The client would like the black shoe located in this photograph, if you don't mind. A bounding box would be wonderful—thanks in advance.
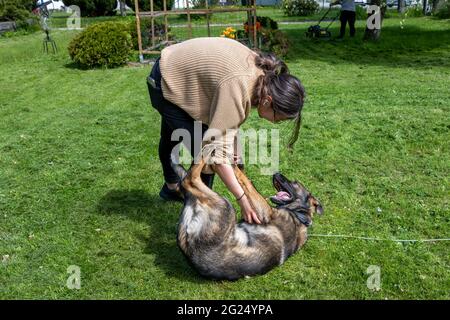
[159,184,184,202]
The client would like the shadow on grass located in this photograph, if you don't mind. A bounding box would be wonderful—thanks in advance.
[97,189,207,283]
[64,62,92,70]
[284,24,450,68]
[64,62,131,70]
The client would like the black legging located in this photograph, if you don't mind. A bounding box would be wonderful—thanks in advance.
[147,58,215,188]
[339,10,356,37]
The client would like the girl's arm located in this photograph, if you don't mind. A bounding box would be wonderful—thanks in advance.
[214,164,262,224]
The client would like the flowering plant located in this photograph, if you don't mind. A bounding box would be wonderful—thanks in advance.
[221,27,237,39]
[243,21,261,34]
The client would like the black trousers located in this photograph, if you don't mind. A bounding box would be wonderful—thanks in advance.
[147,58,215,188]
[339,10,356,37]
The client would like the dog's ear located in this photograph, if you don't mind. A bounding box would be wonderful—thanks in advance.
[316,203,324,215]
[312,197,324,215]
[294,211,312,227]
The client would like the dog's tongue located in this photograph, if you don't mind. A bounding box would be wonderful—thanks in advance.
[274,191,290,201]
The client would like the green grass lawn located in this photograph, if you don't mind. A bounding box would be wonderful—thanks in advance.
[0,17,449,299]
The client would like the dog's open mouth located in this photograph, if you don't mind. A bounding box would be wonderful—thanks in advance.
[272,190,291,202]
[270,173,293,204]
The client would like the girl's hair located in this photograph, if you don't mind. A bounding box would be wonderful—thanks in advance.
[252,51,306,150]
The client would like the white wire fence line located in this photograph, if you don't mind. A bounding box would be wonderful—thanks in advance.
[309,234,450,243]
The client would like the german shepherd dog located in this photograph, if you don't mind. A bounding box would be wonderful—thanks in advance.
[172,159,323,280]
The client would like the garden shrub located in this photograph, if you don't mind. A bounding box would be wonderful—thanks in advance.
[405,5,424,17]
[240,15,287,57]
[243,15,278,34]
[68,21,133,68]
[256,16,278,30]
[282,0,319,16]
[62,0,116,17]
[0,0,39,33]
[0,3,32,22]
[260,29,290,58]
[355,4,367,20]
[0,0,33,21]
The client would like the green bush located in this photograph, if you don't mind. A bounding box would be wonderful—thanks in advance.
[260,29,290,58]
[435,0,450,18]
[68,22,133,68]
[256,16,278,30]
[405,5,424,17]
[355,4,366,20]
[282,0,319,16]
[0,0,39,33]
[0,0,36,21]
[0,4,31,22]
[243,16,278,34]
[62,0,116,17]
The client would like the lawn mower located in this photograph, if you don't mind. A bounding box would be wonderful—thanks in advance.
[305,5,341,40]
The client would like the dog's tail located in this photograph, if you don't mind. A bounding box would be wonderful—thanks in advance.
[170,153,187,181]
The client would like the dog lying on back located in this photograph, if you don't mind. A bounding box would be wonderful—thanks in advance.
[172,159,323,280]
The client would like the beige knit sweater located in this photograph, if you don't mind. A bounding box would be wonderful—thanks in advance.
[160,37,264,167]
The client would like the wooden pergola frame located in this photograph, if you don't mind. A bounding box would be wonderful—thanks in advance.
[134,0,258,62]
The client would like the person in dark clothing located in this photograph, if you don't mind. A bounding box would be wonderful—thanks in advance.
[333,0,356,38]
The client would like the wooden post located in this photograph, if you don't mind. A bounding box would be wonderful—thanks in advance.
[252,0,257,49]
[186,0,192,39]
[164,0,168,42]
[151,0,155,49]
[134,0,144,62]
[205,0,211,37]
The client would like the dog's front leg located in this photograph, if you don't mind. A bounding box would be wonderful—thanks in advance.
[233,165,273,224]
[182,158,217,202]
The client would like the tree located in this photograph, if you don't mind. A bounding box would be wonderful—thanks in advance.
[397,0,405,13]
[119,1,126,16]
[0,0,35,22]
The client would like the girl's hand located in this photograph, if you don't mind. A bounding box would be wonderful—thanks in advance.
[238,195,262,224]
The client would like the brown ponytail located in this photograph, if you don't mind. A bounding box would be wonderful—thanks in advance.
[252,51,306,150]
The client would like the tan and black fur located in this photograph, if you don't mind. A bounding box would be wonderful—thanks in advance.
[173,159,323,281]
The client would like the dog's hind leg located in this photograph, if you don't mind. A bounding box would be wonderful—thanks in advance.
[178,157,236,249]
[233,165,273,223]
